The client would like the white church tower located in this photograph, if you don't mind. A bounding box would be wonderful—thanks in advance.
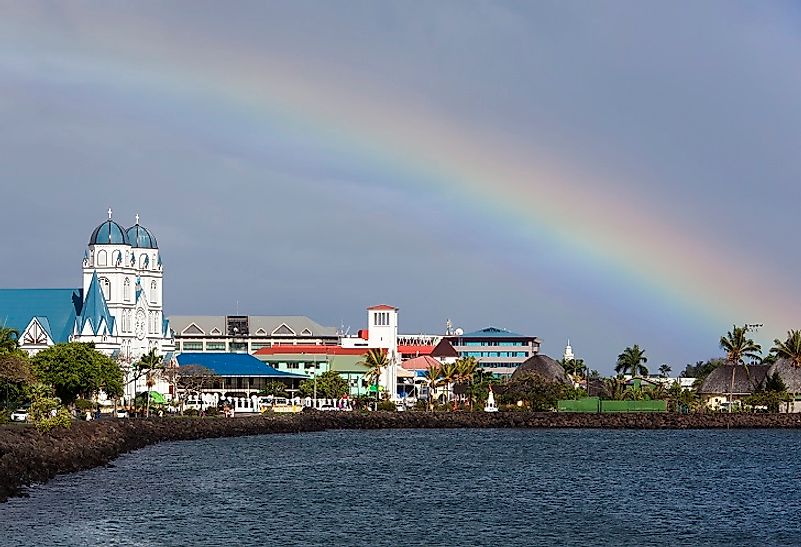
[79,210,173,361]
[367,304,399,400]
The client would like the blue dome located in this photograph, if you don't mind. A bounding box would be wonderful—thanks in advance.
[89,220,130,246]
[126,224,158,249]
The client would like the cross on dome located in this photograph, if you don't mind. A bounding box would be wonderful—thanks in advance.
[135,213,140,225]
[107,208,113,219]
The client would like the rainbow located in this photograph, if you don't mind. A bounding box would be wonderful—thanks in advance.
[2,9,797,341]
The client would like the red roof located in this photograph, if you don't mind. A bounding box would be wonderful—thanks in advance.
[367,304,397,310]
[402,355,441,370]
[398,345,434,356]
[254,345,377,357]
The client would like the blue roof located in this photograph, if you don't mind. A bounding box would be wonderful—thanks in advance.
[89,220,129,246]
[79,271,115,335]
[126,224,158,249]
[460,326,527,338]
[0,288,83,343]
[176,353,307,378]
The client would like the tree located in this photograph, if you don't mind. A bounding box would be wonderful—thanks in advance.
[615,345,649,378]
[423,363,441,411]
[136,349,163,417]
[603,376,627,400]
[259,381,288,398]
[500,372,567,411]
[770,330,801,367]
[720,325,762,365]
[658,364,672,378]
[175,365,217,409]
[454,357,478,408]
[561,358,587,385]
[358,348,388,403]
[31,342,123,405]
[720,325,762,410]
[440,362,458,408]
[298,370,348,399]
[0,351,34,408]
[0,327,20,355]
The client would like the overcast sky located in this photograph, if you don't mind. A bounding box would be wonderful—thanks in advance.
[2,1,800,374]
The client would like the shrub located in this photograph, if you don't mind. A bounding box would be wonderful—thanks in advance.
[29,396,72,432]
[74,399,95,412]
[377,400,396,412]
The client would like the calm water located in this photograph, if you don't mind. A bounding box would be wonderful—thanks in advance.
[2,428,801,546]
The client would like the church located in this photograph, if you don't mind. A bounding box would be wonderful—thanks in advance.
[0,210,175,364]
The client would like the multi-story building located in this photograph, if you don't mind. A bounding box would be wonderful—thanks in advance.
[445,326,540,376]
[171,315,338,353]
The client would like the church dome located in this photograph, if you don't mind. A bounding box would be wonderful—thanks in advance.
[126,223,158,249]
[89,219,130,246]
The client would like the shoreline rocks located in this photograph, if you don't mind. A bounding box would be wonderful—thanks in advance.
[2,411,801,503]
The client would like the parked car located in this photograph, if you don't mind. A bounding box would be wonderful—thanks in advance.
[115,409,128,419]
[10,408,29,422]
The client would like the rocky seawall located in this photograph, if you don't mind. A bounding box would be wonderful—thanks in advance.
[3,411,801,503]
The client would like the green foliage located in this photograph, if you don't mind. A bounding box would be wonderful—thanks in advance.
[29,395,72,432]
[720,325,762,365]
[744,371,791,412]
[500,373,568,411]
[615,345,648,377]
[770,330,801,367]
[377,399,396,412]
[298,370,348,399]
[680,359,724,381]
[31,343,123,404]
[602,377,627,400]
[258,381,289,398]
[0,327,20,355]
[358,348,388,400]
[74,398,95,411]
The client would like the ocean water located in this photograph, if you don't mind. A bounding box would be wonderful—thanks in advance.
[2,428,800,546]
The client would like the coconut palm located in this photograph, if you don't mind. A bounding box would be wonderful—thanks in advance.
[561,358,587,386]
[603,376,627,400]
[137,349,163,417]
[658,364,672,378]
[615,345,649,378]
[770,330,801,367]
[455,357,478,408]
[422,363,441,411]
[440,362,458,408]
[358,348,388,403]
[720,325,762,411]
[0,328,20,355]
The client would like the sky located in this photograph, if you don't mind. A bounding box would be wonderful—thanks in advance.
[1,1,800,374]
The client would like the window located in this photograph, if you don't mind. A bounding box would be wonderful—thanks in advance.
[99,277,111,301]
[206,342,226,351]
[287,363,300,369]
[97,250,107,267]
[124,278,131,302]
[183,342,203,351]
[150,280,157,304]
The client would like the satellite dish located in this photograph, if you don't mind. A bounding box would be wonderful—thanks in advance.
[454,328,464,336]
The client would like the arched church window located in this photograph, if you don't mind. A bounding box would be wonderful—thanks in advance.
[99,277,111,301]
[150,280,157,304]
[97,250,107,267]
[139,254,147,269]
[113,250,122,266]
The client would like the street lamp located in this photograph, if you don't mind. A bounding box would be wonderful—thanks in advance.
[309,363,317,409]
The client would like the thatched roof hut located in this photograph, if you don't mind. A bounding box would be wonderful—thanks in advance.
[766,359,801,393]
[510,354,571,385]
[696,364,769,396]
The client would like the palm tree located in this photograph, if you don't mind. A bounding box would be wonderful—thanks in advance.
[137,349,163,417]
[423,363,441,411]
[0,328,20,355]
[658,364,672,378]
[358,348,388,405]
[440,362,458,408]
[455,357,478,408]
[561,358,587,386]
[720,325,762,411]
[770,330,801,367]
[603,376,627,400]
[615,345,648,378]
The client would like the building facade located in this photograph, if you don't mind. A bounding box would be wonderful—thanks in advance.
[445,326,540,376]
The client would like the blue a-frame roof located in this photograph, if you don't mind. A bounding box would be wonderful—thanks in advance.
[0,288,83,343]
[176,352,307,378]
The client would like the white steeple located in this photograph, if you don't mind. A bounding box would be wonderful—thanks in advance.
[563,339,575,361]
